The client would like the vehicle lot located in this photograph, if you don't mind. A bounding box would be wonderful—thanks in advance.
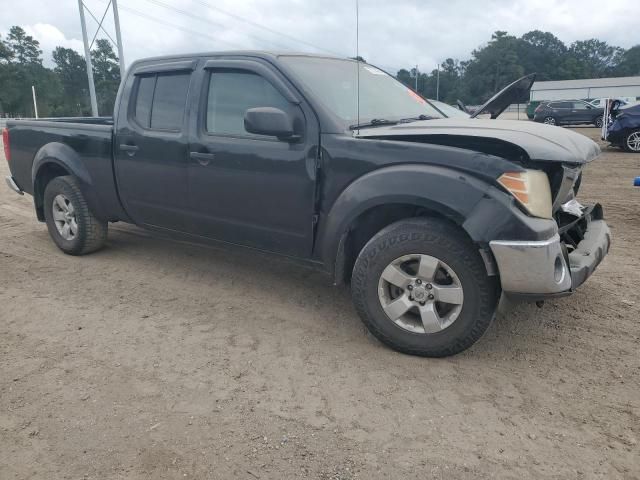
[1,128,638,479]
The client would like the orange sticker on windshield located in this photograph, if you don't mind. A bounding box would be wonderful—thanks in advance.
[407,89,427,104]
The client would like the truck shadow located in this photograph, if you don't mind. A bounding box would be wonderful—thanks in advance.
[98,222,569,360]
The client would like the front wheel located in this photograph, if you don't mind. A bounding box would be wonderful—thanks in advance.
[594,115,604,128]
[624,130,640,152]
[43,175,108,255]
[351,218,499,357]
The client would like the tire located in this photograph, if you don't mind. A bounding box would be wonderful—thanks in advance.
[543,116,556,126]
[623,129,640,153]
[43,175,107,255]
[594,115,603,128]
[351,217,499,357]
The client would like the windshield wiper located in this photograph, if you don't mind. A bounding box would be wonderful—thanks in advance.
[397,114,435,123]
[349,118,398,130]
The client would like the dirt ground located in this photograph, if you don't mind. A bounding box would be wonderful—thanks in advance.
[1,127,638,480]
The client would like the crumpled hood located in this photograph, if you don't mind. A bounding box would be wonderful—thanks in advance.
[357,118,601,164]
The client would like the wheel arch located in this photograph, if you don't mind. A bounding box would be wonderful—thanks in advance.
[317,164,499,285]
[31,143,99,221]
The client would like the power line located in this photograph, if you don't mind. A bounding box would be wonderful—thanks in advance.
[138,0,296,52]
[190,0,346,57]
[98,0,246,50]
[94,0,402,75]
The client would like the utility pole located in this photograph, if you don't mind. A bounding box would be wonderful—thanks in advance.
[415,64,418,91]
[112,0,126,77]
[436,63,440,101]
[78,0,99,117]
[31,86,39,119]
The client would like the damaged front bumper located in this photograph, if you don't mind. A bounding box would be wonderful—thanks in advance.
[489,203,611,301]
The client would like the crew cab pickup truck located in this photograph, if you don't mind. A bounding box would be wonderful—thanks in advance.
[3,52,611,357]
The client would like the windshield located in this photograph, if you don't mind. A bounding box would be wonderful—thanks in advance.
[280,56,444,126]
[429,99,470,118]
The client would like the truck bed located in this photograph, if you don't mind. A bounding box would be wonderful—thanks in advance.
[6,117,125,222]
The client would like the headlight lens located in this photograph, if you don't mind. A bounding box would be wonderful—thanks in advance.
[498,169,552,219]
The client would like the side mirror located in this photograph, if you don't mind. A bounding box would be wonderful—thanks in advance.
[244,107,299,141]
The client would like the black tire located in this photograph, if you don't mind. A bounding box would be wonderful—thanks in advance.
[43,175,107,255]
[351,218,499,357]
[623,129,640,153]
[594,115,603,128]
[543,116,557,126]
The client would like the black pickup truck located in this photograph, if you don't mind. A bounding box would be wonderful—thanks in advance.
[3,52,611,357]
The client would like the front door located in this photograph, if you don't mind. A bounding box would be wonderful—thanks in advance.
[114,64,193,231]
[186,60,319,258]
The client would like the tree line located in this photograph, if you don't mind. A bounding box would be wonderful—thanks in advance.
[2,25,640,117]
[0,26,120,117]
[397,30,640,104]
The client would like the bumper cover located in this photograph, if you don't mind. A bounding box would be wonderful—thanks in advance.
[5,175,23,195]
[489,204,611,300]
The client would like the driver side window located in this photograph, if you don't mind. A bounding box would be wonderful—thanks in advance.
[206,71,290,137]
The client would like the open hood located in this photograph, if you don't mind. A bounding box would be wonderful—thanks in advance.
[356,118,601,165]
[470,73,536,119]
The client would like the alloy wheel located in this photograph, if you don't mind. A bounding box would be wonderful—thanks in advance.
[52,194,78,240]
[377,254,464,334]
[627,131,640,152]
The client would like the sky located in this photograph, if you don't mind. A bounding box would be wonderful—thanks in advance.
[0,0,637,73]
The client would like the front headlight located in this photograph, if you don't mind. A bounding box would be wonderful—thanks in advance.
[497,169,552,219]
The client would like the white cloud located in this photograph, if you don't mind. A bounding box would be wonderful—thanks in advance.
[0,0,637,71]
[22,23,84,66]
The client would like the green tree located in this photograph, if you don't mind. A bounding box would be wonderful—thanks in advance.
[5,26,42,64]
[461,31,524,103]
[91,39,121,115]
[615,45,640,76]
[566,39,624,78]
[53,46,90,115]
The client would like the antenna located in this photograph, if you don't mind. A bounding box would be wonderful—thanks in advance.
[355,0,360,134]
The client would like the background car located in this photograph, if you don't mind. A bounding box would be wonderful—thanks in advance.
[606,103,640,152]
[534,100,604,127]
[526,100,542,119]
[590,97,638,108]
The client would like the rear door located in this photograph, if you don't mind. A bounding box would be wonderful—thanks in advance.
[114,60,194,231]
[570,101,594,123]
[186,58,320,257]
[551,101,572,123]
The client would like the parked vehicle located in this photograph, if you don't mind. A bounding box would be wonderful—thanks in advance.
[590,97,638,108]
[526,100,542,119]
[3,52,611,357]
[606,103,640,152]
[533,100,604,127]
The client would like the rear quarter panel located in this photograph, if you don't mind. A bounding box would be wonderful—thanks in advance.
[6,120,129,221]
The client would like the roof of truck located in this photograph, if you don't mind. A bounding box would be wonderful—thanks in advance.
[131,51,350,65]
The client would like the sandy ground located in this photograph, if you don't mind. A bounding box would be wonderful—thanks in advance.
[0,128,638,480]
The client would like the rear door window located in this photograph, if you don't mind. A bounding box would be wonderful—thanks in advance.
[132,71,191,131]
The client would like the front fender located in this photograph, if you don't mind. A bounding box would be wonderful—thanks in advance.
[317,164,494,269]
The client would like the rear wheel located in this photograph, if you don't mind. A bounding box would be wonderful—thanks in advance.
[594,115,604,128]
[624,130,640,152]
[43,175,107,255]
[543,116,556,126]
[351,218,499,357]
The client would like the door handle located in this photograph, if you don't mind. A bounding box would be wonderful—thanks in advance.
[190,151,215,166]
[119,144,139,156]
